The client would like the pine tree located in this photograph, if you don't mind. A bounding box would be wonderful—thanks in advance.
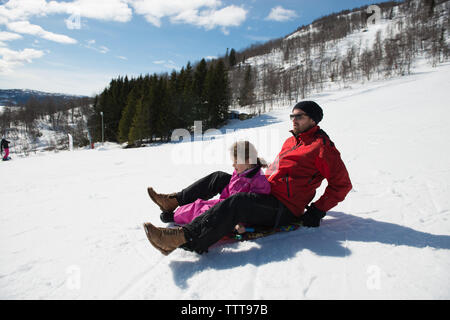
[129,91,151,147]
[229,48,237,67]
[150,76,165,140]
[182,62,195,126]
[168,70,184,130]
[203,62,215,128]
[156,76,173,141]
[118,86,140,144]
[193,58,208,121]
[216,59,230,125]
[204,60,230,128]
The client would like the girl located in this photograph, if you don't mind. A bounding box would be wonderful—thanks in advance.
[162,141,270,232]
[1,138,11,161]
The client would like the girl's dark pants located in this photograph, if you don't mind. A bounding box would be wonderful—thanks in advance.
[175,171,297,254]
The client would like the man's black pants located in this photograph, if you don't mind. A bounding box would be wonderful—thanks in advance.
[175,171,297,254]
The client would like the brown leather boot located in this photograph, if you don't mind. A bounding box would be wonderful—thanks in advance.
[147,187,179,212]
[143,222,186,255]
[143,223,172,256]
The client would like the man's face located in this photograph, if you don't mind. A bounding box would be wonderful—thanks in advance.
[291,109,316,134]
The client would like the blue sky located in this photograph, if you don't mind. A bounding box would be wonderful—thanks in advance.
[0,0,393,96]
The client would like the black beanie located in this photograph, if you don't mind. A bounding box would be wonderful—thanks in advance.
[292,101,323,124]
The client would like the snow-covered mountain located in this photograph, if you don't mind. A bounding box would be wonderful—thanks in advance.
[0,59,449,299]
[0,89,87,106]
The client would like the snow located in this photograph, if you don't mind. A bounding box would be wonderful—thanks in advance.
[239,13,404,113]
[1,62,450,299]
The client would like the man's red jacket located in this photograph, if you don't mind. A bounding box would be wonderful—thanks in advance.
[265,125,352,217]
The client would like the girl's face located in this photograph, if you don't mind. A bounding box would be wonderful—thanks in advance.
[232,158,252,174]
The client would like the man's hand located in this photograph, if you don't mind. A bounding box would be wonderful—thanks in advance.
[235,223,246,234]
[300,204,326,228]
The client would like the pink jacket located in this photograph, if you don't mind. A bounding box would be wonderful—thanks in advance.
[173,167,271,225]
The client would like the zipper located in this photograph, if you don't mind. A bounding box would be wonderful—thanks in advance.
[269,140,303,177]
[285,174,291,198]
[308,172,319,185]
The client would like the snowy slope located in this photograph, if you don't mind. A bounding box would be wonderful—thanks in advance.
[238,0,449,115]
[0,61,449,299]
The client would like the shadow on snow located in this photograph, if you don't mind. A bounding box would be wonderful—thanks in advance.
[169,211,450,289]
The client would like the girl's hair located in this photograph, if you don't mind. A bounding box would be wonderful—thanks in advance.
[230,141,268,168]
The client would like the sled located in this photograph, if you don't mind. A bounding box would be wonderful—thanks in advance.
[218,221,304,245]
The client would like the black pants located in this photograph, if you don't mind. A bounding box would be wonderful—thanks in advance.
[176,171,297,254]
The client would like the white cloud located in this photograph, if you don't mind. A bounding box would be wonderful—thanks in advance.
[1,0,246,36]
[130,0,247,31]
[116,55,127,60]
[98,46,109,54]
[0,30,22,46]
[153,59,178,69]
[47,0,133,23]
[130,0,220,27]
[84,39,109,54]
[0,47,44,63]
[164,63,177,69]
[0,46,44,74]
[7,20,77,44]
[0,0,49,22]
[0,30,22,41]
[0,0,132,45]
[266,6,297,22]
[0,0,132,23]
[171,5,247,30]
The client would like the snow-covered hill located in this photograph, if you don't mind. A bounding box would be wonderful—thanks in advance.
[0,89,86,106]
[230,0,449,113]
[0,59,449,299]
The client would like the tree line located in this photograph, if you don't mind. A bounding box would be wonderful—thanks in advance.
[0,96,93,151]
[88,58,230,146]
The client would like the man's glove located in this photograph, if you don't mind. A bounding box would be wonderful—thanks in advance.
[300,204,326,228]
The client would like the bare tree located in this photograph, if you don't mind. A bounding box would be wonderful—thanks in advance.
[373,31,384,77]
[239,65,256,107]
[360,49,374,81]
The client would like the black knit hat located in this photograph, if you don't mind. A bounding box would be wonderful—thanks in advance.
[292,101,323,124]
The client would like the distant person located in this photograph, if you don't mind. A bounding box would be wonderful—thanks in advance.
[1,137,11,161]
[148,141,270,245]
[144,101,353,255]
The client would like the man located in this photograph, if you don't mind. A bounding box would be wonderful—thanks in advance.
[144,101,352,255]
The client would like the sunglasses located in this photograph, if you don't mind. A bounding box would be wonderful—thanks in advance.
[290,113,308,121]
